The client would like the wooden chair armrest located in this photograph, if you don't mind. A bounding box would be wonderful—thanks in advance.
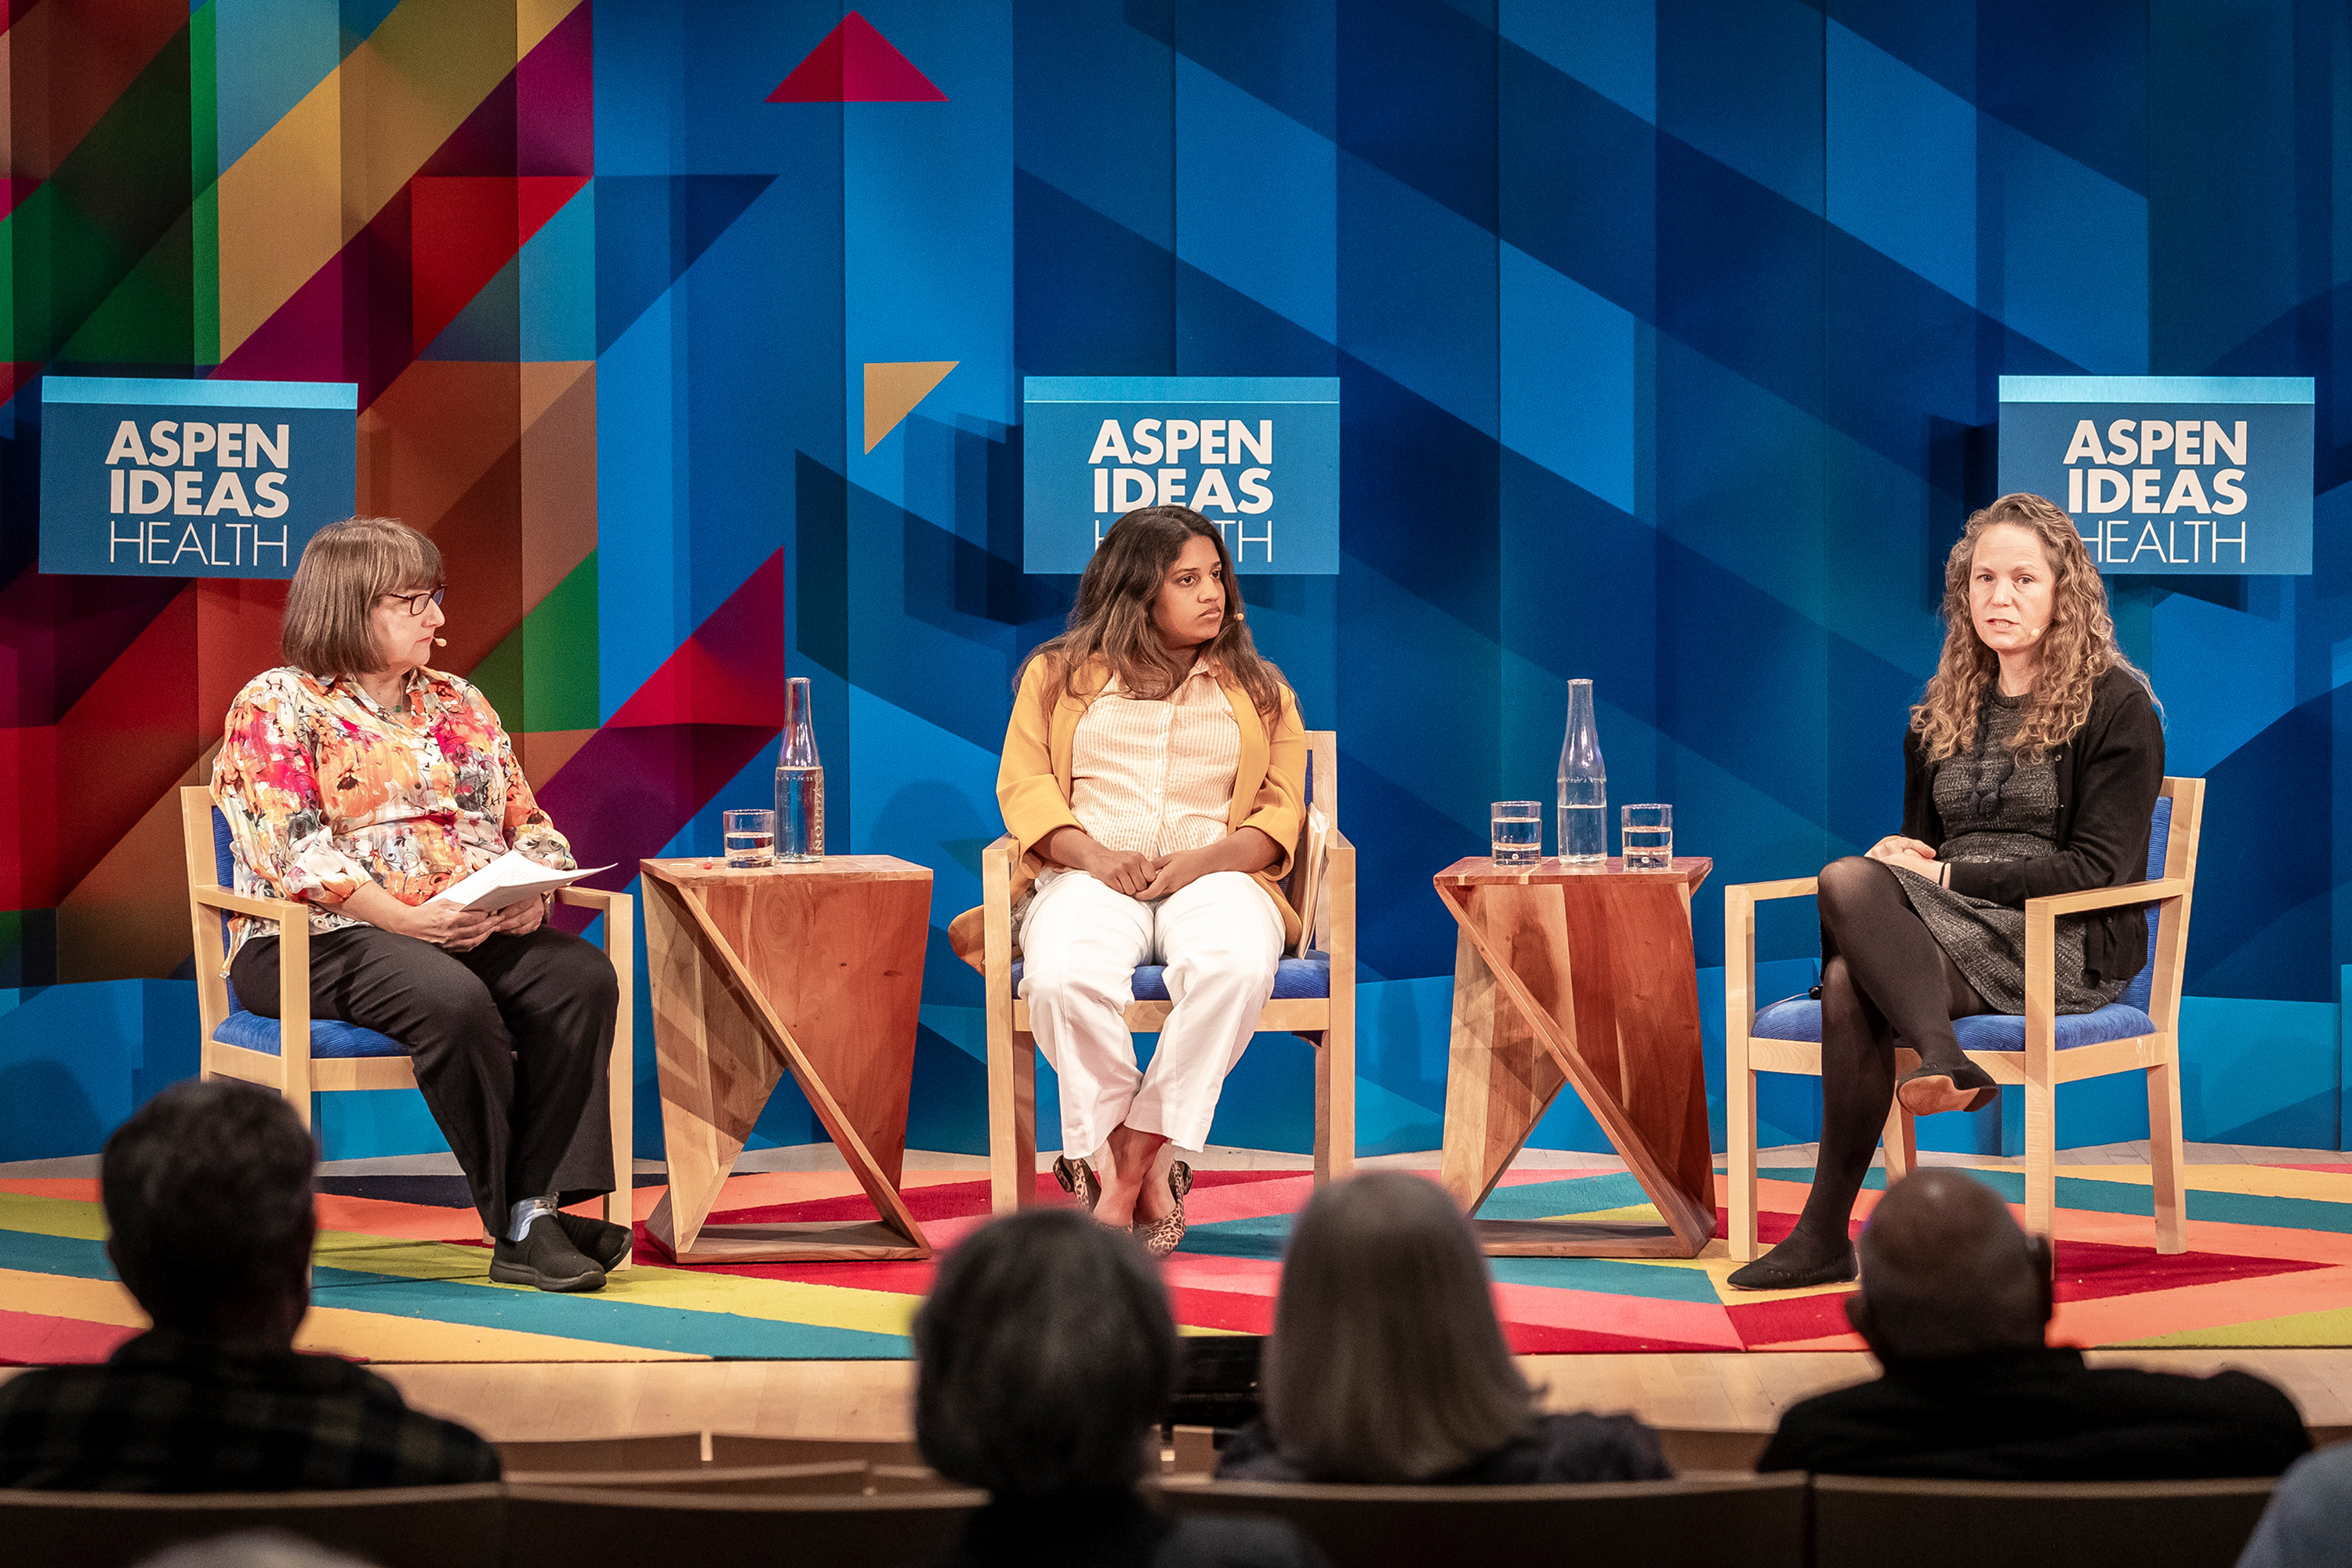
[554,884,625,917]
[981,833,1020,885]
[1722,877,1820,906]
[191,885,314,924]
[2024,877,2187,918]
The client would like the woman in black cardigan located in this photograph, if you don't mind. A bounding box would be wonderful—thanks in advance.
[1729,494,2165,1291]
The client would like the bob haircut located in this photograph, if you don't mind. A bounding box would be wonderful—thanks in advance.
[1264,1171,1537,1482]
[280,517,442,678]
[1022,505,1287,720]
[913,1208,1174,1498]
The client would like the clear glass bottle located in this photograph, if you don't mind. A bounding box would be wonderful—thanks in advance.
[1557,677,1607,863]
[775,677,824,862]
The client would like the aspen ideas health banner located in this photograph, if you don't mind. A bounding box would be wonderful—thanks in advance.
[1997,376,2313,575]
[1022,377,1339,574]
[39,377,359,579]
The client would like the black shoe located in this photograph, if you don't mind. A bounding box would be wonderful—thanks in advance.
[554,1210,633,1272]
[1896,1057,1999,1116]
[1726,1240,1859,1292]
[491,1214,608,1293]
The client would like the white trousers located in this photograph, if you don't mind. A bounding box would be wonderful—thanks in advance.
[1019,868,1283,1157]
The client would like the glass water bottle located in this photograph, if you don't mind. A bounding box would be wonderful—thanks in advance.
[775,677,825,862]
[1558,677,1607,863]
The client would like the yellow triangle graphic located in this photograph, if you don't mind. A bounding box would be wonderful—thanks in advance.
[862,361,959,452]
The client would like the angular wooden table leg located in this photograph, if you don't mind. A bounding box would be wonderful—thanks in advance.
[640,856,934,1264]
[1436,858,1717,1258]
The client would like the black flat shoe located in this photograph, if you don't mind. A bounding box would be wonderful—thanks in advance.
[1054,1156,1102,1213]
[1896,1057,1999,1116]
[555,1210,632,1272]
[1726,1242,1858,1292]
[491,1215,608,1293]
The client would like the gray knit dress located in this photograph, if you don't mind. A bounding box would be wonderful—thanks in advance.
[1895,692,2129,1015]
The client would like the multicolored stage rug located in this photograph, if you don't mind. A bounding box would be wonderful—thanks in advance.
[4,1160,2350,1363]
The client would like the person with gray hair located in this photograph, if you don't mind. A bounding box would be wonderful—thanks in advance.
[0,1080,498,1491]
[913,1208,1321,1567]
[1759,1167,2309,1479]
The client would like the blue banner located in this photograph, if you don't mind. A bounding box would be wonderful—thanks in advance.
[38,377,359,579]
[1997,376,2313,575]
[1022,376,1339,574]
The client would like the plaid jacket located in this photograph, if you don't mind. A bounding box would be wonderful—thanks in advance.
[0,1330,501,1492]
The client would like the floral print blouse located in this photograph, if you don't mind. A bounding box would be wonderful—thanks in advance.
[209,666,575,964]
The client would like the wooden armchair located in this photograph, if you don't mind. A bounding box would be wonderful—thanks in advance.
[980,731,1356,1214]
[180,786,636,1257]
[1724,777,2205,1254]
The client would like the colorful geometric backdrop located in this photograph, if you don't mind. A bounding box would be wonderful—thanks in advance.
[3,1,2350,1171]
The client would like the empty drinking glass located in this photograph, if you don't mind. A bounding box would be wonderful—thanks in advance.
[1621,804,1672,869]
[723,808,776,868]
[1491,801,1542,866]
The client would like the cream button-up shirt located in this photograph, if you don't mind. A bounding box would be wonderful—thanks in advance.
[1065,660,1241,859]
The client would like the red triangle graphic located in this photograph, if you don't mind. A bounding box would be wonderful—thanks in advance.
[768,11,947,103]
[518,173,589,245]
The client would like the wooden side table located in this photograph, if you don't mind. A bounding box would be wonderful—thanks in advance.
[1435,856,1716,1258]
[640,855,933,1263]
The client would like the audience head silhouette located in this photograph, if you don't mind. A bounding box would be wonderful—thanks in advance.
[1266,1171,1536,1482]
[1847,1168,2053,1362]
[103,1080,317,1351]
[913,1207,1174,1499]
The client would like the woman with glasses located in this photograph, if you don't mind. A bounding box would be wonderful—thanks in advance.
[210,517,626,1294]
[1728,495,2164,1291]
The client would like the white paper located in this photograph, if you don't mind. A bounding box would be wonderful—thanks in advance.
[427,851,615,913]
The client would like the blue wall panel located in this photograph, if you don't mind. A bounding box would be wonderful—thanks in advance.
[19,0,2352,1175]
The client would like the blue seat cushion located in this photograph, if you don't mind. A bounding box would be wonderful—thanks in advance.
[1750,996,2158,1052]
[1749,792,2174,1058]
[212,1010,409,1059]
[1011,949,1331,1004]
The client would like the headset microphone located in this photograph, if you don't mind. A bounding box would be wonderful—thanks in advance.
[434,637,448,646]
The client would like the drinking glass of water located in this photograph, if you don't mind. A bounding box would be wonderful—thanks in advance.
[1490,801,1543,866]
[723,808,776,868]
[1621,804,1672,869]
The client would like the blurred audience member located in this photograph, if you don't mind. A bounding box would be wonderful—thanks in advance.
[0,1080,499,1490]
[1217,1171,1668,1484]
[2238,1445,2352,1568]
[1762,1167,2309,1479]
[916,1208,1323,1567]
[140,1532,379,1568]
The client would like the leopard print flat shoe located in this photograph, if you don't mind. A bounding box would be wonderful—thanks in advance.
[1132,1161,1194,1260]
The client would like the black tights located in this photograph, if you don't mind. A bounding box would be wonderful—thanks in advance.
[1775,855,1992,1268]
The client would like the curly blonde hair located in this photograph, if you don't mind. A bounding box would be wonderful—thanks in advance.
[1911,493,2150,764]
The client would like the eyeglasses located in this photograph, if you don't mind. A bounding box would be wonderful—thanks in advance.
[381,586,445,617]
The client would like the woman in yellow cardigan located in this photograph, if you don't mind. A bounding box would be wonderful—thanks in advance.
[967,506,1305,1258]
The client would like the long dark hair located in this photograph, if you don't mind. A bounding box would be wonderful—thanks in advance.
[1025,506,1287,719]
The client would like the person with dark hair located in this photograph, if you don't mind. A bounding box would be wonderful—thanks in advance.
[212,516,625,1293]
[950,506,1306,1254]
[1216,1172,1668,1484]
[1760,1168,2308,1479]
[1733,495,2167,1290]
[916,1209,1320,1567]
[0,1080,499,1491]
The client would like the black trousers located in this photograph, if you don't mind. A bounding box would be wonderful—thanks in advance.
[231,924,619,1235]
